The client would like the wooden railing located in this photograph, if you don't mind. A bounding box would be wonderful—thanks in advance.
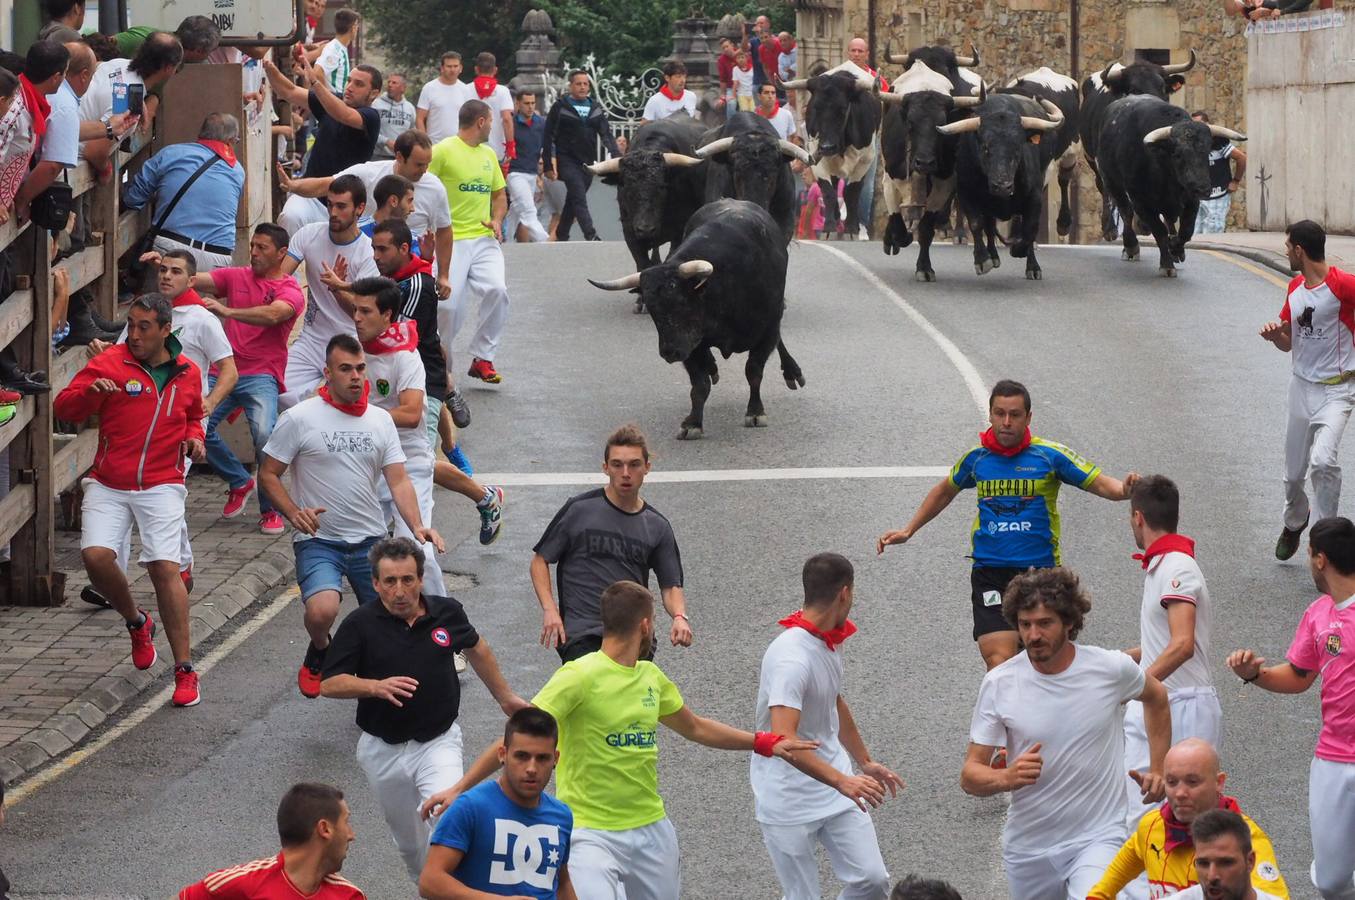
[0,133,153,606]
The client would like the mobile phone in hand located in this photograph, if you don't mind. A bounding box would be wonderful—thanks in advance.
[128,83,145,115]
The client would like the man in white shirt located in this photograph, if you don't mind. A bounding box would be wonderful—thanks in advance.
[372,73,416,159]
[315,8,359,94]
[640,60,698,124]
[961,567,1173,900]
[752,553,900,900]
[754,83,799,143]
[79,33,182,144]
[278,131,452,299]
[259,333,444,699]
[416,52,469,143]
[1173,809,1286,900]
[1123,475,1222,840]
[468,52,514,164]
[278,175,380,409]
[347,276,446,597]
[1259,220,1355,561]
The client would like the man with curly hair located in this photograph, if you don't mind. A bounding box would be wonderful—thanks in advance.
[959,568,1173,900]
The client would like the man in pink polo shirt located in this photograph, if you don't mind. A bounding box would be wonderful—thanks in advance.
[1229,516,1355,900]
[195,222,306,534]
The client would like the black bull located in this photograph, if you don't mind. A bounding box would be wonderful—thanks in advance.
[588,200,805,440]
[695,112,811,244]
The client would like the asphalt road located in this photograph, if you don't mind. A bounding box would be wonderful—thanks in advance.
[2,235,1328,900]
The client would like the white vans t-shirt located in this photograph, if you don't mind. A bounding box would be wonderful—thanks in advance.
[417,78,470,143]
[262,396,405,544]
[80,59,145,122]
[970,644,1145,852]
[365,347,432,473]
[750,627,858,825]
[337,160,452,238]
[1141,550,1213,691]
[286,223,379,351]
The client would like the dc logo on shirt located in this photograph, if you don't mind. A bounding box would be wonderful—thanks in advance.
[125,379,144,396]
[376,379,391,397]
[1328,634,1342,657]
[432,627,450,647]
[489,820,561,890]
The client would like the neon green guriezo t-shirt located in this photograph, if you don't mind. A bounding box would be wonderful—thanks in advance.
[427,136,504,240]
[531,651,685,831]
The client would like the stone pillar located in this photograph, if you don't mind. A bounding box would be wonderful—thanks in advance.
[508,9,563,102]
[794,0,846,77]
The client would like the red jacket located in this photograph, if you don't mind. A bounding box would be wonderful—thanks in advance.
[54,341,205,491]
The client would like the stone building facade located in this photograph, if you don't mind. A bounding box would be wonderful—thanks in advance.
[794,0,1254,240]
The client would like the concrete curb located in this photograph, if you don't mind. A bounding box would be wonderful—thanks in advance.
[0,549,295,786]
[1194,242,1296,277]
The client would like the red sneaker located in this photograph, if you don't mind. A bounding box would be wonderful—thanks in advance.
[259,510,285,535]
[0,388,21,405]
[180,563,193,595]
[223,478,256,519]
[467,358,502,384]
[298,663,322,698]
[172,666,201,707]
[128,610,158,670]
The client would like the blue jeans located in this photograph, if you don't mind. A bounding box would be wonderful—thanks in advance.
[293,535,380,605]
[205,373,279,514]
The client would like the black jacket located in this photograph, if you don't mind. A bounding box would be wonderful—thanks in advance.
[542,97,620,167]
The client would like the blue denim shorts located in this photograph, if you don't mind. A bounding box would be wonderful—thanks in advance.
[293,536,380,605]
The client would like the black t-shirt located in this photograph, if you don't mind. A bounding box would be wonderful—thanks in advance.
[322,594,479,743]
[303,91,381,178]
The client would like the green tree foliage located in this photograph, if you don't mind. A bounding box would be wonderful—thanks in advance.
[359,0,793,85]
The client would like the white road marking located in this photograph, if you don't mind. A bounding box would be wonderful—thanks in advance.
[8,586,301,806]
[474,466,951,487]
[806,242,989,415]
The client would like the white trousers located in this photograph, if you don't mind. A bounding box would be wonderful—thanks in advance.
[280,338,328,411]
[355,724,464,884]
[1284,376,1355,531]
[1004,831,1123,900]
[438,236,509,375]
[278,194,326,238]
[506,171,550,242]
[152,234,233,273]
[380,460,446,596]
[1310,757,1355,899]
[569,818,680,900]
[760,808,890,900]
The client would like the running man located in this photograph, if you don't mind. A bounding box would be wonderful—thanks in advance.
[420,708,576,899]
[1172,810,1287,900]
[1227,516,1355,900]
[1123,476,1222,834]
[420,580,815,900]
[877,379,1139,670]
[753,553,900,900]
[532,424,690,662]
[178,783,365,899]
[961,567,1171,900]
[260,334,444,698]
[1259,220,1355,560]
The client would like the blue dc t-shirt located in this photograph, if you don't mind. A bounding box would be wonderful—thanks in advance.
[430,781,573,898]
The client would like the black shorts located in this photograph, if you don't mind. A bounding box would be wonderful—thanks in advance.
[556,632,657,664]
[970,566,1025,640]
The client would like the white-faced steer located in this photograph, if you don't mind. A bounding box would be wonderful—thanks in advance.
[588,200,805,440]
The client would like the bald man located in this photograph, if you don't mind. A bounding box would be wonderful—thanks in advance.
[1088,739,1290,899]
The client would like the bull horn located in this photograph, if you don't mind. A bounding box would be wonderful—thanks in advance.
[937,117,981,135]
[677,260,714,279]
[662,152,703,167]
[954,43,980,67]
[1103,62,1125,84]
[1208,124,1247,142]
[1142,125,1173,145]
[1020,115,1062,132]
[879,91,905,105]
[694,137,736,159]
[952,94,982,108]
[586,157,622,176]
[855,75,875,92]
[779,140,812,163]
[1161,48,1198,75]
[884,39,909,65]
[781,78,809,90]
[589,272,642,291]
[1023,97,1065,127]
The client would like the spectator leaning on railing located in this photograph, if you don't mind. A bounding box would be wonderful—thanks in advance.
[78,32,183,174]
[0,40,69,226]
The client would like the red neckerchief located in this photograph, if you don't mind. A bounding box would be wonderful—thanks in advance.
[474,76,498,99]
[738,60,753,72]
[393,254,432,280]
[362,320,419,355]
[1133,533,1197,569]
[778,610,857,651]
[757,101,781,118]
[659,85,686,102]
[306,14,318,30]
[172,288,208,309]
[18,75,51,140]
[318,381,370,415]
[980,427,1032,457]
[198,139,237,167]
[1162,795,1241,855]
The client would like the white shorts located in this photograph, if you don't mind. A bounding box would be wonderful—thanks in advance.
[569,817,680,900]
[80,480,188,565]
[1004,831,1123,900]
[1124,687,1223,829]
[760,807,890,900]
[1309,756,1355,899]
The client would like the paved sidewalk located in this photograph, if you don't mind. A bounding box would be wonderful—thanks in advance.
[1193,229,1355,275]
[0,474,293,785]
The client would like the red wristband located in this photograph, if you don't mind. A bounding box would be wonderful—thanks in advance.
[754,731,786,757]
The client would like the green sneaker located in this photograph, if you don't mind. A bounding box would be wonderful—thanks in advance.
[1276,520,1308,561]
